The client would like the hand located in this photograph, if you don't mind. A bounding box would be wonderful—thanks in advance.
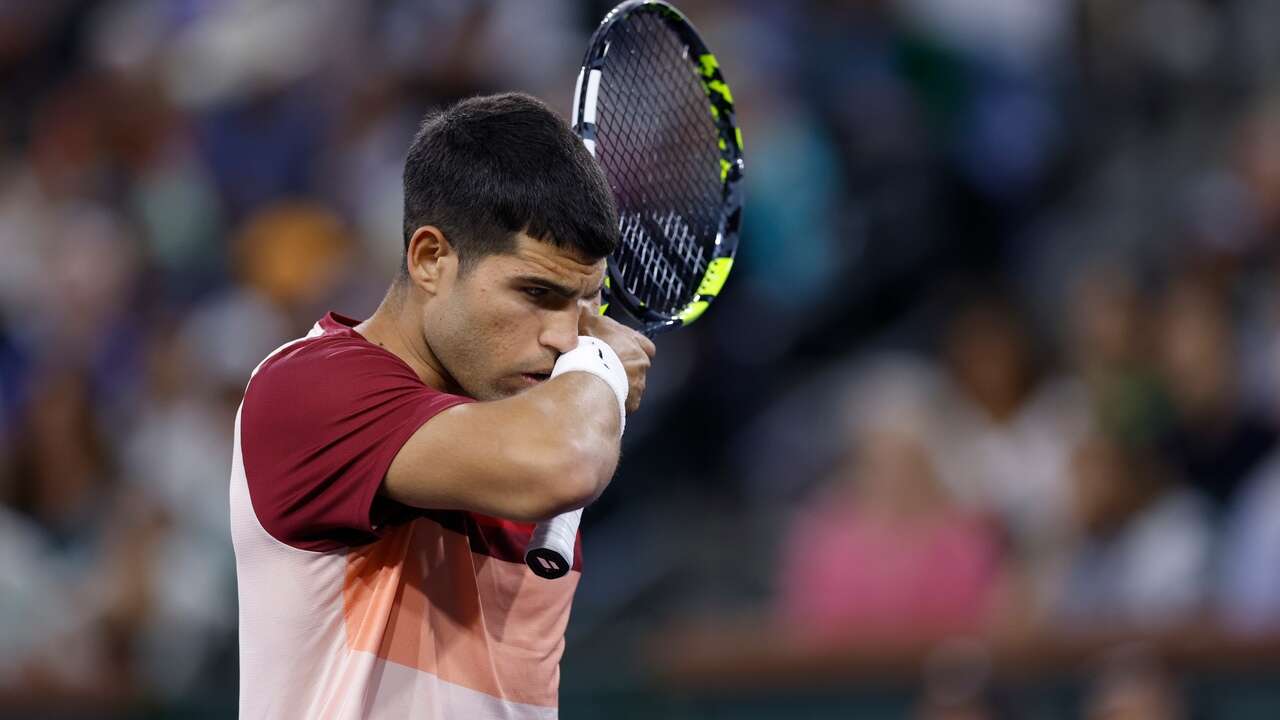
[578,306,656,414]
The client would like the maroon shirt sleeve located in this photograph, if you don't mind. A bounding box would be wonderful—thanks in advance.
[240,331,471,551]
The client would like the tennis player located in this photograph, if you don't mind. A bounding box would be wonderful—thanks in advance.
[230,93,655,719]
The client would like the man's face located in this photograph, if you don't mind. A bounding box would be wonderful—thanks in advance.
[423,233,606,401]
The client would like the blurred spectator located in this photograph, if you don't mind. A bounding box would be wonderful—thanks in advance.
[1066,263,1170,435]
[112,305,276,699]
[933,285,1087,561]
[229,200,353,329]
[776,356,1004,641]
[1218,450,1280,633]
[1156,269,1275,509]
[1048,424,1212,627]
[1232,96,1280,243]
[1217,260,1280,633]
[0,368,125,696]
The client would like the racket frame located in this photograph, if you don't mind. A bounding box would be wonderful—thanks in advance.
[570,0,744,338]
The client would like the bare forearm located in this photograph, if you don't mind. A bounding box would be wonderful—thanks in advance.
[512,373,621,504]
[383,371,621,521]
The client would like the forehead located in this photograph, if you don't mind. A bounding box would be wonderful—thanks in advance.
[493,234,606,288]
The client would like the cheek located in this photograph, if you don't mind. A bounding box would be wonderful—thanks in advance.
[471,293,543,357]
[462,298,547,399]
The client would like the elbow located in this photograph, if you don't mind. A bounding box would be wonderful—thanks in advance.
[521,434,612,522]
[535,450,607,521]
[500,392,619,523]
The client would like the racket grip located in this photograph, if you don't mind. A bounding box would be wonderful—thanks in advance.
[525,508,582,579]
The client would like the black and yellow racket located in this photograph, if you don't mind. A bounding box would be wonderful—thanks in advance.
[526,0,745,579]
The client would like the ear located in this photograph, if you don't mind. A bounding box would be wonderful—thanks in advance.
[405,225,456,295]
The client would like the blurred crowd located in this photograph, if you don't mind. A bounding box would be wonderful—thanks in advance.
[0,0,592,709]
[2,0,1280,716]
[774,263,1280,642]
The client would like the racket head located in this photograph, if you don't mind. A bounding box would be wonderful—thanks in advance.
[571,0,744,336]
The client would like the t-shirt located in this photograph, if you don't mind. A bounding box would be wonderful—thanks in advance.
[231,312,581,719]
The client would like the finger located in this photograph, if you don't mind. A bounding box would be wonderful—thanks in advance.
[625,374,645,414]
[629,381,644,413]
[636,333,657,359]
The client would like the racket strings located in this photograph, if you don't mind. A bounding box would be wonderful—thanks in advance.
[594,12,724,315]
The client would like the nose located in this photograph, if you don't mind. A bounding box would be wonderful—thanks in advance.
[539,306,580,355]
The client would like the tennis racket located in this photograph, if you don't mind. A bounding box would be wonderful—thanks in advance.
[525,0,744,579]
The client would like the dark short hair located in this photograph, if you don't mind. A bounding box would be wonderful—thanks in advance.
[401,92,618,273]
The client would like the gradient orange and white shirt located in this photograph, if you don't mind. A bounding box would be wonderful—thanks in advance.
[230,312,581,719]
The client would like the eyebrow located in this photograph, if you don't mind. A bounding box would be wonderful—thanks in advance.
[516,275,606,299]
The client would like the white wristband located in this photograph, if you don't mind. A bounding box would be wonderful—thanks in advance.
[550,336,628,436]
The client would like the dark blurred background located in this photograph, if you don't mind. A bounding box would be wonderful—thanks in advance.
[3,0,1280,718]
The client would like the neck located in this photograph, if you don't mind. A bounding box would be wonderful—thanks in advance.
[355,283,458,394]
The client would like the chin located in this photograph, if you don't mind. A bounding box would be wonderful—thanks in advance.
[469,389,506,402]
[467,374,538,401]
[475,382,522,401]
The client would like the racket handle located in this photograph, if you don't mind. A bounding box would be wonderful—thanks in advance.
[525,508,582,579]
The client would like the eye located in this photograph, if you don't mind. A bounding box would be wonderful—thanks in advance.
[522,287,549,299]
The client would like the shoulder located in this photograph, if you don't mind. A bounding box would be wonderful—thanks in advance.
[240,313,472,448]
[254,326,413,389]
[244,314,428,411]
[235,313,470,550]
